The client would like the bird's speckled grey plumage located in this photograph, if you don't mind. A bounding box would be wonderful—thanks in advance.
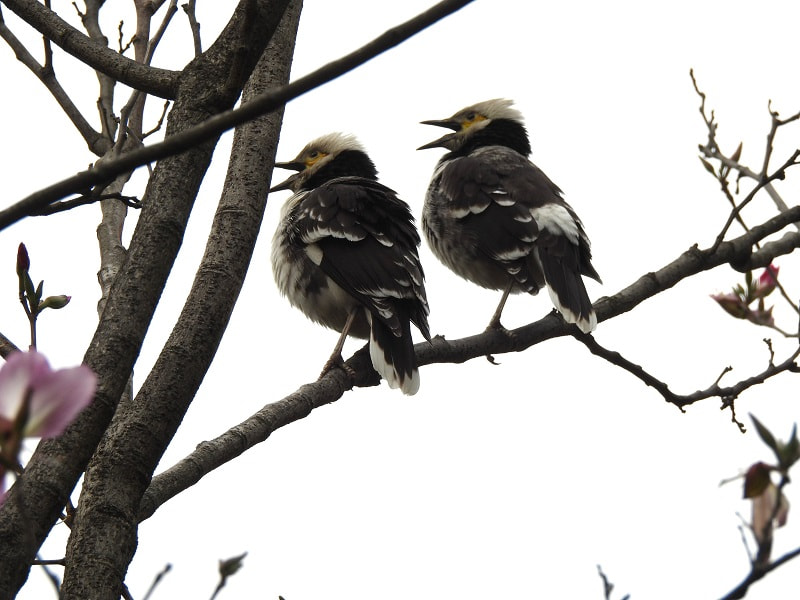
[271,133,430,394]
[420,99,600,332]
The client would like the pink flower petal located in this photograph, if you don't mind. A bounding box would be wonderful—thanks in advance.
[710,292,749,319]
[0,350,96,438]
[27,365,96,438]
[752,265,779,300]
[0,351,49,427]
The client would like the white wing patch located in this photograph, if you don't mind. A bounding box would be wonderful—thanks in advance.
[450,198,491,219]
[530,204,580,244]
[304,243,323,266]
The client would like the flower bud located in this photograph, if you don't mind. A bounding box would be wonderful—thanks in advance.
[710,292,748,319]
[38,295,71,310]
[16,243,29,277]
[753,264,779,299]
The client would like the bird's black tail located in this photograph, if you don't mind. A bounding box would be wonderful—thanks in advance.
[537,242,597,333]
[368,317,420,395]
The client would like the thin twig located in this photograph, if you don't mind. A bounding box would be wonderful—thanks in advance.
[146,0,178,64]
[692,72,800,322]
[182,0,201,56]
[571,333,800,415]
[692,69,800,222]
[719,544,800,600]
[142,100,170,140]
[141,564,172,600]
[33,555,61,595]
[1,0,176,97]
[30,193,141,217]
[0,6,108,155]
[597,565,614,600]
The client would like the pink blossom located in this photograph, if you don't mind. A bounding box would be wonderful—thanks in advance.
[0,350,96,438]
[746,304,775,327]
[710,292,749,319]
[753,264,779,299]
[0,350,95,505]
[752,481,790,548]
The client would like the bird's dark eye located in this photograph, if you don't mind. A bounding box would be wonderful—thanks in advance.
[465,112,476,121]
[308,150,319,158]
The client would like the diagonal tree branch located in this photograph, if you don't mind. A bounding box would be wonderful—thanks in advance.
[719,544,800,600]
[139,205,800,520]
[0,331,20,359]
[0,0,476,232]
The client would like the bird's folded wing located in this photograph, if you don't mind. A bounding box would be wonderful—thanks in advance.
[294,178,429,336]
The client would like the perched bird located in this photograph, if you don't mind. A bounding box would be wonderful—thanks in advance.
[419,99,601,333]
[270,132,431,394]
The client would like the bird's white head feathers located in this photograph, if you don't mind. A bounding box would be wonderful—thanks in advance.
[418,98,525,152]
[455,98,525,124]
[270,132,369,193]
[297,132,367,157]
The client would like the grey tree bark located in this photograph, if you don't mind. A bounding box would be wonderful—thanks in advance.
[0,1,297,598]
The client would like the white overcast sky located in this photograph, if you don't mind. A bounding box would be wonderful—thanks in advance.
[3,1,800,599]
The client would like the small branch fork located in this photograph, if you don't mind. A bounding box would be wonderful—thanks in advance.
[572,333,800,431]
[720,542,800,600]
[691,68,800,243]
[0,4,109,155]
[692,70,800,303]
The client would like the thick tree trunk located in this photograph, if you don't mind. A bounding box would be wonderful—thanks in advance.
[59,2,302,598]
[0,2,294,598]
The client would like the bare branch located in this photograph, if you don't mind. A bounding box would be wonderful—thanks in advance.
[597,565,628,600]
[693,70,800,226]
[83,0,119,142]
[141,564,171,600]
[139,207,800,518]
[181,0,201,56]
[692,75,800,319]
[719,544,800,600]
[0,332,21,359]
[762,101,800,178]
[117,20,134,54]
[33,555,62,596]
[146,0,171,14]
[145,0,178,64]
[0,6,109,154]
[711,149,800,251]
[572,333,800,414]
[142,100,170,139]
[1,0,177,98]
[0,0,476,231]
[31,192,141,216]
